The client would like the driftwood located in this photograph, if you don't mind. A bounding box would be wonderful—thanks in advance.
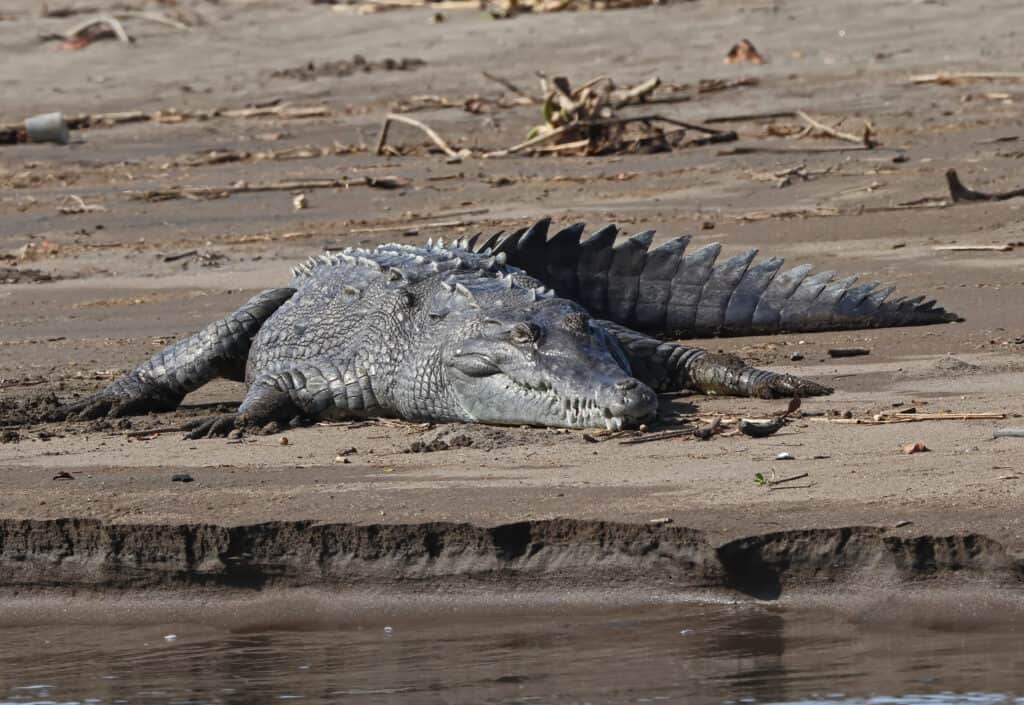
[946,169,1024,203]
[933,244,1014,252]
[376,113,464,160]
[126,177,362,202]
[911,72,1024,85]
[796,111,875,148]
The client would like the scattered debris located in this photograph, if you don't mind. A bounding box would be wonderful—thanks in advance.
[946,169,1024,203]
[293,193,308,210]
[796,110,876,148]
[619,428,693,445]
[993,428,1024,439]
[376,112,468,161]
[738,417,786,438]
[498,74,737,157]
[160,250,228,268]
[902,441,929,454]
[692,416,722,441]
[819,410,1005,425]
[57,195,106,214]
[481,71,540,104]
[365,175,411,189]
[408,428,473,452]
[893,520,914,528]
[44,14,134,49]
[648,517,673,525]
[779,397,802,418]
[769,472,809,487]
[754,470,809,488]
[828,347,871,358]
[126,177,362,202]
[933,244,1014,252]
[41,9,196,49]
[25,112,70,144]
[724,39,764,64]
[775,452,794,460]
[377,74,736,159]
[2,102,335,146]
[0,267,57,284]
[911,71,1024,85]
[272,55,425,81]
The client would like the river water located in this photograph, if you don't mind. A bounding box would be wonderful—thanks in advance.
[2,602,1023,705]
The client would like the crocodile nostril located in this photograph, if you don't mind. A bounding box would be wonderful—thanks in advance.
[615,379,638,391]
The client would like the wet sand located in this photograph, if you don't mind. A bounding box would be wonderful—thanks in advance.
[2,0,1024,598]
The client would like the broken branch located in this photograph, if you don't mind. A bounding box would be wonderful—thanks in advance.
[796,110,875,148]
[946,168,1024,203]
[481,71,538,102]
[376,113,462,159]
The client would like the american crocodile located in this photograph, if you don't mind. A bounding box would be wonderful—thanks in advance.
[50,219,957,436]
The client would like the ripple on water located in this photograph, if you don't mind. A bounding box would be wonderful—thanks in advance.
[2,605,1024,705]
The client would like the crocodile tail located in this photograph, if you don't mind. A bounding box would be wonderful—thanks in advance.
[472,218,960,338]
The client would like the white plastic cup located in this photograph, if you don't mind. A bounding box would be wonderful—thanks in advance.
[24,112,70,145]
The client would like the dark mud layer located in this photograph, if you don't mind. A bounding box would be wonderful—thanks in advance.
[1,518,1018,599]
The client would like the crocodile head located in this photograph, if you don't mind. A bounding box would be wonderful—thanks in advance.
[443,298,658,430]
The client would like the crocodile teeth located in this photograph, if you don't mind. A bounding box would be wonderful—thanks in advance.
[604,417,624,432]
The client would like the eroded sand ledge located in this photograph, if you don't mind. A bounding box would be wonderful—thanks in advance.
[1,518,1017,600]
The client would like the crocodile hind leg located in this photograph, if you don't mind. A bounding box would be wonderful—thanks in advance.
[599,319,832,399]
[51,288,296,421]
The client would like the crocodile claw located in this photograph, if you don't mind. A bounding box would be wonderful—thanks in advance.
[49,387,177,422]
[182,413,240,439]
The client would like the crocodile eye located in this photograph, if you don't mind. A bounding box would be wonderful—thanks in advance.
[510,322,540,345]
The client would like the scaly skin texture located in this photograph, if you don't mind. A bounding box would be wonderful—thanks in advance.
[47,219,957,436]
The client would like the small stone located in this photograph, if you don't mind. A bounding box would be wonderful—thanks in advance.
[292,193,308,210]
[172,473,194,483]
[790,352,804,361]
[164,634,177,641]
[279,436,289,446]
[775,452,794,460]
[227,429,243,440]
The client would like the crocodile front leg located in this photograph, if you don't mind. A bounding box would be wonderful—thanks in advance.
[599,319,832,398]
[184,360,381,438]
[51,288,295,421]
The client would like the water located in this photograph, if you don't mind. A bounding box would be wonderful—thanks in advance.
[2,603,1023,705]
